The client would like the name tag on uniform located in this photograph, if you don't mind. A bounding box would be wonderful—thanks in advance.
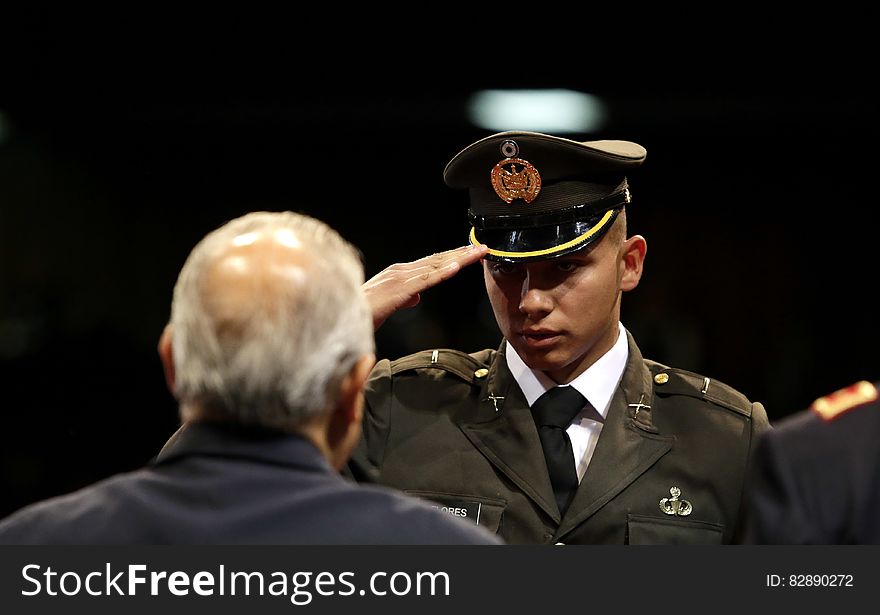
[430,500,483,525]
[406,491,504,533]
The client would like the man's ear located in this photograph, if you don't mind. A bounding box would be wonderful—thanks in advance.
[325,353,376,470]
[158,324,176,396]
[336,353,376,425]
[620,235,647,292]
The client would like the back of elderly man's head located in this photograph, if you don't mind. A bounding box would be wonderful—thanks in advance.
[168,211,374,431]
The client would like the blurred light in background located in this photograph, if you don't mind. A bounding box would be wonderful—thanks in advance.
[467,89,607,133]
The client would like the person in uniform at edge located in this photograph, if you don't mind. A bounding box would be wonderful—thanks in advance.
[351,131,770,545]
[740,380,880,544]
[0,211,501,545]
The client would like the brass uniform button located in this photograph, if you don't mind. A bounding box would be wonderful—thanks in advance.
[654,373,669,385]
[474,368,489,379]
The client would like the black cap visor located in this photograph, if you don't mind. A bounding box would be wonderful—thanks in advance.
[470,208,621,263]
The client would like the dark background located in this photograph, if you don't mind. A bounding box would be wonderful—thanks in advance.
[2,21,877,518]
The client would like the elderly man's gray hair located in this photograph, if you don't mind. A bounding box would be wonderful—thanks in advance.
[169,211,374,431]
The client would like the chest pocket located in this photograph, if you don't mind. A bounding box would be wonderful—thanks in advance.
[626,513,724,545]
[405,490,506,534]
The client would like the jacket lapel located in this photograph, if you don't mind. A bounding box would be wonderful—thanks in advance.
[557,331,674,537]
[457,342,561,521]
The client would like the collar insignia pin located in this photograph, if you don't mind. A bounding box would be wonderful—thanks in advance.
[485,393,505,412]
[628,394,651,418]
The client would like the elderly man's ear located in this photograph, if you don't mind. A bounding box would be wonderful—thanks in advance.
[158,325,176,396]
[325,353,376,470]
[338,353,376,421]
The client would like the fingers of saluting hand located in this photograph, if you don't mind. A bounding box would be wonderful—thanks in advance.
[364,244,488,330]
[366,244,488,291]
[400,244,489,288]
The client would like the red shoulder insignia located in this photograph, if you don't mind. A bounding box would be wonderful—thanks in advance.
[811,380,878,421]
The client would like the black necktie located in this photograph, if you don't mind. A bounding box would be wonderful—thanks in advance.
[531,386,602,515]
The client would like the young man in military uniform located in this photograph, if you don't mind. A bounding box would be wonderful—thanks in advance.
[740,380,880,544]
[353,130,770,544]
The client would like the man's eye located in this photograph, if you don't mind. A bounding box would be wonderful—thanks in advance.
[556,261,578,272]
[491,263,516,275]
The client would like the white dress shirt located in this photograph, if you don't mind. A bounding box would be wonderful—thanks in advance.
[506,321,629,481]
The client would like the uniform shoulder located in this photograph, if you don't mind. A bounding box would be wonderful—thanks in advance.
[645,359,756,417]
[809,380,879,421]
[763,381,880,456]
[387,348,497,385]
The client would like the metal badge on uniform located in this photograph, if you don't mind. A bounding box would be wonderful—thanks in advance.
[490,139,542,204]
[659,486,692,517]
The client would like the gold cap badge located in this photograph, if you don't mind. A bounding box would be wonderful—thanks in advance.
[490,140,541,204]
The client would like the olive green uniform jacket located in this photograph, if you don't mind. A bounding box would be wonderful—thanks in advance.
[352,330,769,544]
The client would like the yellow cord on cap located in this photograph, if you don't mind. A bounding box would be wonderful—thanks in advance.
[469,209,616,259]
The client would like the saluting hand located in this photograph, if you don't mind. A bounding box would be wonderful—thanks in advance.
[363,244,489,330]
